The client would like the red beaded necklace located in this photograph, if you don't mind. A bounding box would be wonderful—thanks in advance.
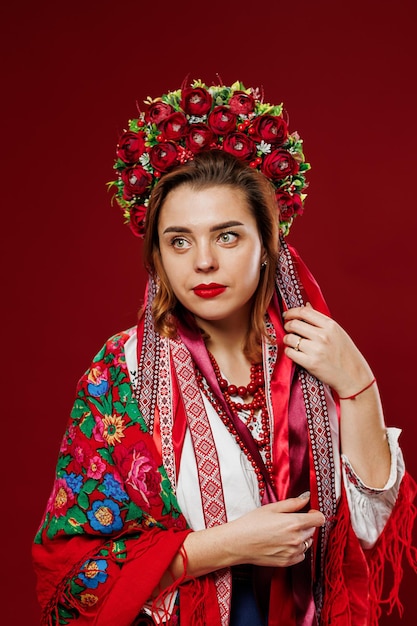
[196,352,274,496]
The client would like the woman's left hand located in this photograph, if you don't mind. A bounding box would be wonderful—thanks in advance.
[282,304,374,398]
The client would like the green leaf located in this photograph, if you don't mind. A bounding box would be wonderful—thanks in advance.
[109,365,126,386]
[82,479,98,495]
[160,472,181,516]
[96,447,114,465]
[57,454,72,472]
[57,605,75,623]
[77,491,90,511]
[125,500,144,523]
[65,505,88,530]
[117,382,131,403]
[112,539,127,560]
[113,401,127,416]
[125,401,141,422]
[129,119,141,132]
[101,395,114,416]
[76,490,90,510]
[88,394,112,417]
[104,352,116,365]
[92,345,107,363]
[79,411,96,438]
[46,514,67,540]
[70,581,85,595]
[71,398,90,420]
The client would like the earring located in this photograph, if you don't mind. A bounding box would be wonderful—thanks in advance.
[261,260,268,268]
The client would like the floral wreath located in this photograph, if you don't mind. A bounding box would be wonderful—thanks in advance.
[109,79,310,238]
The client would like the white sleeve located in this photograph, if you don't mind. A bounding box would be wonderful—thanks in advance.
[341,427,405,549]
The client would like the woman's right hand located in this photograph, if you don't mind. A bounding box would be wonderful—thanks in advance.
[226,494,325,568]
[168,494,325,585]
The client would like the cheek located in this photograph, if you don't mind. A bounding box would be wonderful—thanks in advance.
[239,248,262,279]
[159,255,185,294]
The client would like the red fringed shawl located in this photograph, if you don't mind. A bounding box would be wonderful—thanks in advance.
[32,243,417,625]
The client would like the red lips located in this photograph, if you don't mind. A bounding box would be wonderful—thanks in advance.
[193,283,226,298]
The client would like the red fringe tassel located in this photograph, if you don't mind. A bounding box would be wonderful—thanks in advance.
[321,472,417,626]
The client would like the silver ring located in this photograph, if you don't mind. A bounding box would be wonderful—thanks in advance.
[303,540,309,553]
[294,336,302,351]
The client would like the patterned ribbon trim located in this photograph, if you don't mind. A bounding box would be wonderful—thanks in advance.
[157,336,177,489]
[134,279,177,488]
[135,280,232,623]
[135,278,160,434]
[170,337,232,626]
[276,238,337,614]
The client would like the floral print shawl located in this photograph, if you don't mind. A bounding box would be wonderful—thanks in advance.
[33,244,417,626]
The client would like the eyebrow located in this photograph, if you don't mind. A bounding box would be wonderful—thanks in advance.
[162,220,244,235]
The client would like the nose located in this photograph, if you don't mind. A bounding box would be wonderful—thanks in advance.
[194,242,219,272]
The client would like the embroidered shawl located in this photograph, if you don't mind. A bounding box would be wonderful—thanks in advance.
[32,242,417,625]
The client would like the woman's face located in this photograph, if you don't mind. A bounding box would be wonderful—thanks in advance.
[157,184,264,331]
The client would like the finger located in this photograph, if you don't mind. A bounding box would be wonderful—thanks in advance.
[300,535,315,555]
[269,499,326,528]
[283,332,312,354]
[283,306,329,327]
[299,511,326,528]
[272,493,311,514]
[306,508,326,527]
[283,343,312,367]
[283,318,322,340]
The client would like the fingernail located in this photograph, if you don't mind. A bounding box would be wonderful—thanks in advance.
[298,491,310,499]
[282,311,287,318]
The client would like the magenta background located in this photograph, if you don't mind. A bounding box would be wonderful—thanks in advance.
[2,0,416,623]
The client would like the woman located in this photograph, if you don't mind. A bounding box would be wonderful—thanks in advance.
[33,80,416,626]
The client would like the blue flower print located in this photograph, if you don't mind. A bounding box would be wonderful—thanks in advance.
[87,380,109,397]
[102,473,129,502]
[63,472,83,494]
[87,366,109,397]
[79,558,108,589]
[87,499,123,534]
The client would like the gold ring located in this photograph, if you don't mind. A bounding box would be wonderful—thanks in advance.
[303,540,309,553]
[294,337,302,351]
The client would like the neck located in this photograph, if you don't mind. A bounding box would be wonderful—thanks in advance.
[194,303,252,354]
[195,312,254,387]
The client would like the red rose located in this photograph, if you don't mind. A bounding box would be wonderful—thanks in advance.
[159,112,188,140]
[149,141,179,172]
[261,149,299,180]
[129,204,147,237]
[116,131,145,164]
[276,191,303,221]
[121,166,152,196]
[114,442,161,509]
[180,87,213,116]
[250,115,288,145]
[229,91,256,115]
[186,123,215,152]
[223,132,257,161]
[208,106,237,135]
[145,101,173,125]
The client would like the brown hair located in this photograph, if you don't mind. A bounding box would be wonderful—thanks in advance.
[142,150,279,362]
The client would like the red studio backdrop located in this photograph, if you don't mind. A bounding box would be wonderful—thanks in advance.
[2,1,416,623]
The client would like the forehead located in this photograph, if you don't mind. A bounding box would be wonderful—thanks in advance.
[158,184,256,229]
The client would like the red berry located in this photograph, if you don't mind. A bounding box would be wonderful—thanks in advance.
[238,386,248,398]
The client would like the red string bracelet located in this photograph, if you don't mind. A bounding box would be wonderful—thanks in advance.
[338,378,376,400]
